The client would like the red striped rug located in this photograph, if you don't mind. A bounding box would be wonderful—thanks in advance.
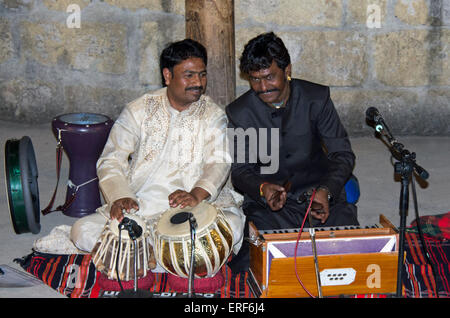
[15,221,450,298]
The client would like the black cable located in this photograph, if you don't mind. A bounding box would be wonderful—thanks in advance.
[188,220,196,297]
[411,175,440,298]
[116,225,125,292]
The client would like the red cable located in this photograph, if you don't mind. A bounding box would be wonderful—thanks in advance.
[294,189,317,298]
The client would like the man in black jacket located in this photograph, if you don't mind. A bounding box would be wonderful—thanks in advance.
[226,32,359,272]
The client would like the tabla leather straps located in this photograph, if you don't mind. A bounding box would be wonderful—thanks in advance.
[41,129,76,215]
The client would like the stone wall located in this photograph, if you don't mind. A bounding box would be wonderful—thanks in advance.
[0,0,449,135]
[0,0,185,123]
[235,0,450,136]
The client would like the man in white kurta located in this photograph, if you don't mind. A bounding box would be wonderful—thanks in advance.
[70,87,245,264]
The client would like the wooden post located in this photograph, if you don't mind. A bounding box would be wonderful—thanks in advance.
[185,0,235,107]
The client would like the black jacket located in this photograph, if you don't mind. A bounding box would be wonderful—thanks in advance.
[225,79,355,206]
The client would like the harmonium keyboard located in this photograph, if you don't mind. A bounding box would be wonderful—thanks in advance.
[247,215,400,298]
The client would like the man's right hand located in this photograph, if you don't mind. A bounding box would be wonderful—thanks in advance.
[110,197,139,222]
[261,183,287,211]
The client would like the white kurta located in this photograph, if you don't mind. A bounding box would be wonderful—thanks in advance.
[70,88,245,260]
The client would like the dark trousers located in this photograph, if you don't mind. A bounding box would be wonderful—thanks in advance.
[227,197,359,274]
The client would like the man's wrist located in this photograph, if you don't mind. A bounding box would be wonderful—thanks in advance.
[190,187,210,202]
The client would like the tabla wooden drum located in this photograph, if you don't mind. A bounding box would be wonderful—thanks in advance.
[91,214,155,281]
[154,202,233,279]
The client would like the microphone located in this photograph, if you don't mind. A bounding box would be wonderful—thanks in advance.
[365,107,429,181]
[365,107,381,123]
[365,107,393,136]
[119,217,143,240]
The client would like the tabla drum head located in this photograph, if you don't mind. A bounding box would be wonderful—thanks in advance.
[156,202,218,239]
[108,214,148,240]
[4,136,41,234]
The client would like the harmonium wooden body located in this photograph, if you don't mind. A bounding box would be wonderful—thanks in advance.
[247,215,400,298]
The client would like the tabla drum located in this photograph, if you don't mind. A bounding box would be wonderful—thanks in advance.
[51,113,113,218]
[154,202,233,279]
[4,136,40,234]
[91,214,155,281]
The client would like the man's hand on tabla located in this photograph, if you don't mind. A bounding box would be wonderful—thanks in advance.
[168,187,210,209]
[110,197,139,222]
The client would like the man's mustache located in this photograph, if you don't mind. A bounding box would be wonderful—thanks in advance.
[185,86,204,92]
[256,88,279,95]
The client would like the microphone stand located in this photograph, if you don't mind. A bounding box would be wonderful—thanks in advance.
[117,218,152,298]
[394,144,414,298]
[308,212,323,298]
[168,211,198,298]
[373,122,429,298]
[188,215,198,298]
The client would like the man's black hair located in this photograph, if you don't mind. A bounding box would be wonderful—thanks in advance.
[160,39,207,87]
[239,32,291,75]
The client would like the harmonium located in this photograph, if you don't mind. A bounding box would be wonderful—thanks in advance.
[247,215,400,298]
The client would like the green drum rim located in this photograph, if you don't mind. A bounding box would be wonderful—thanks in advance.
[5,139,28,233]
[4,137,40,234]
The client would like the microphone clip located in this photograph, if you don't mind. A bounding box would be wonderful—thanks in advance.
[189,215,198,230]
[119,217,143,241]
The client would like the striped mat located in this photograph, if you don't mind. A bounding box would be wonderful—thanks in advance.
[15,229,450,298]
[402,232,450,298]
[16,252,253,298]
